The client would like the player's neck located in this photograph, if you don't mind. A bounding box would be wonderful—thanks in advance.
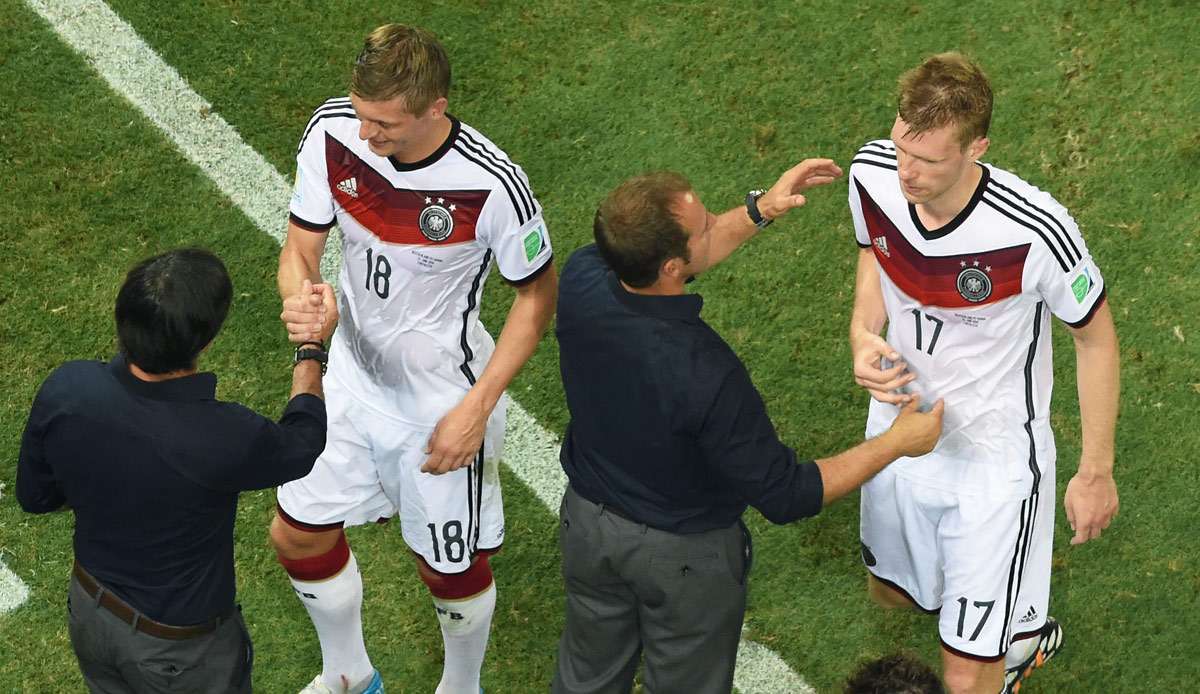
[393,116,453,164]
[915,163,982,229]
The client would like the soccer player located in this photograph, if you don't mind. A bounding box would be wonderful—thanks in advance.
[847,53,1119,694]
[272,25,557,694]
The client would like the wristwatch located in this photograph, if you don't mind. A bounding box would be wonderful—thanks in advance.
[293,341,328,375]
[745,189,772,229]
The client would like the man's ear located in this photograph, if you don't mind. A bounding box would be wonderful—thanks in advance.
[967,136,990,162]
[426,96,449,120]
[661,256,686,281]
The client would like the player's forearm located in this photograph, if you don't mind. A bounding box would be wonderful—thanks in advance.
[815,431,906,506]
[1072,314,1120,478]
[278,239,323,299]
[464,270,557,414]
[850,249,888,342]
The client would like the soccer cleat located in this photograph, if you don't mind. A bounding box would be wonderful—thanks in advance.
[299,670,384,694]
[1003,617,1064,693]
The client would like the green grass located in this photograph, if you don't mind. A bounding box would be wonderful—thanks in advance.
[3,0,1199,691]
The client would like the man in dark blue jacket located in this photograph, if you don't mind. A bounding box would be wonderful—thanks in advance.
[553,164,945,694]
[17,248,336,692]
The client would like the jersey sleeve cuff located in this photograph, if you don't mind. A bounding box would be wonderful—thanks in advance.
[856,240,872,249]
[289,212,335,232]
[503,253,554,286]
[1064,288,1107,328]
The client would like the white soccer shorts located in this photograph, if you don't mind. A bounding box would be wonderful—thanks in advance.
[277,370,506,574]
[860,463,1054,659]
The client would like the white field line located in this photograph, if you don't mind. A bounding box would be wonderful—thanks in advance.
[0,485,31,615]
[23,2,815,691]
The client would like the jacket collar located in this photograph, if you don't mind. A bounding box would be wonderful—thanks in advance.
[109,353,218,402]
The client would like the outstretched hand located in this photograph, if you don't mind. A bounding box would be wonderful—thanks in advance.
[758,158,844,220]
[886,396,945,458]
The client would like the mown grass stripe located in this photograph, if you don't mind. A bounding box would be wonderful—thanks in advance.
[21,1,814,690]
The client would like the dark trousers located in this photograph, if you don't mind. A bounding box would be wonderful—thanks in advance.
[552,486,752,694]
[67,575,253,693]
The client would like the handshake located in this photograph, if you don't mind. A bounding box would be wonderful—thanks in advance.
[280,279,339,345]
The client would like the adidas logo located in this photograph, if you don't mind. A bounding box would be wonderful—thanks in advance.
[337,177,359,198]
[873,235,890,258]
[1017,605,1038,624]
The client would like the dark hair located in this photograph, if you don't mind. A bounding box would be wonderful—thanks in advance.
[115,249,232,374]
[594,171,693,288]
[845,653,945,694]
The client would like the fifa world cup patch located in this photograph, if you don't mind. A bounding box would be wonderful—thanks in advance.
[1070,267,1095,303]
[523,224,547,263]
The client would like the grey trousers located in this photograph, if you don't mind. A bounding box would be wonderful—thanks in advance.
[552,486,752,694]
[67,574,253,693]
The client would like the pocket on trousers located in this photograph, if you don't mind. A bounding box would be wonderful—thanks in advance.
[136,657,191,688]
[558,493,594,579]
[727,519,753,585]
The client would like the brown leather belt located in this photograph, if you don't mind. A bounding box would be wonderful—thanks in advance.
[72,562,224,641]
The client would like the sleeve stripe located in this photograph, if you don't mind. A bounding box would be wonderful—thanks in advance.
[505,254,554,286]
[297,110,357,155]
[860,141,896,154]
[289,212,334,232]
[980,196,1070,273]
[850,157,897,171]
[451,143,529,225]
[296,97,354,154]
[984,186,1080,267]
[456,131,536,220]
[856,149,896,161]
[1065,288,1106,328]
[987,178,1083,260]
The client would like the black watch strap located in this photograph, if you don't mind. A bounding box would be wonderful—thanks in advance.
[293,343,328,375]
[745,190,772,229]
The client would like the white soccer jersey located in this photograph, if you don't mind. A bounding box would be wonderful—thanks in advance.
[849,140,1106,500]
[290,97,553,425]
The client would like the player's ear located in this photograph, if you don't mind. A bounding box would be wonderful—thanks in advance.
[426,96,449,120]
[968,136,990,162]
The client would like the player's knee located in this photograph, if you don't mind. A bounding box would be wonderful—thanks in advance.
[941,656,1002,694]
[868,575,916,610]
[269,512,341,559]
[417,552,494,600]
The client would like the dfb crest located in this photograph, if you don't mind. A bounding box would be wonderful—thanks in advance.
[419,196,456,242]
[956,266,992,303]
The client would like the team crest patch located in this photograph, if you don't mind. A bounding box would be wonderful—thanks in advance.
[419,196,456,242]
[956,264,993,303]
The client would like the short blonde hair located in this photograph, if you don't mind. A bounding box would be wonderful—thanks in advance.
[351,24,450,113]
[897,52,992,148]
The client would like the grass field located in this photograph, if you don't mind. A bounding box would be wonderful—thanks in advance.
[2,0,1199,691]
